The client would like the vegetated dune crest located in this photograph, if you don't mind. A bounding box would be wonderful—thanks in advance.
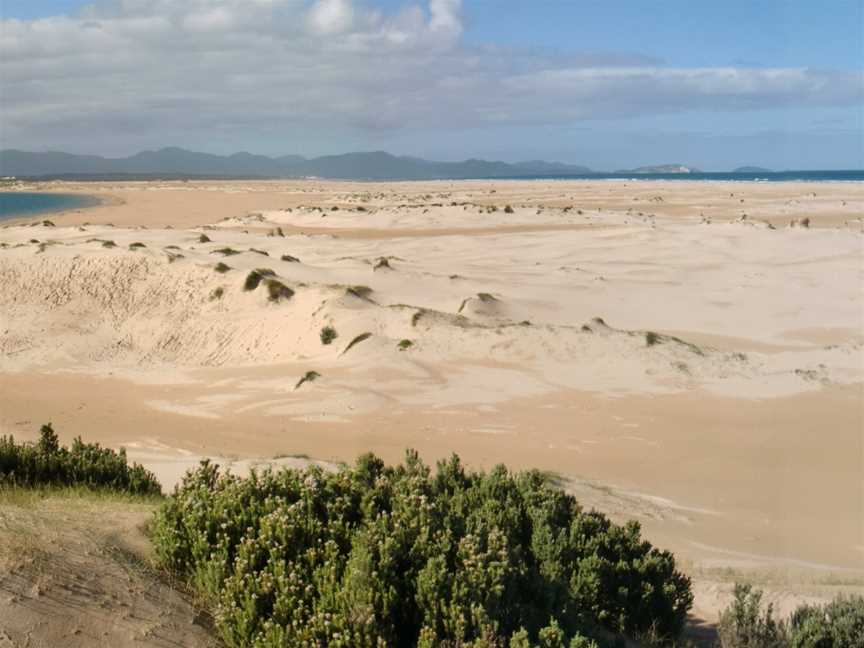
[1,217,860,406]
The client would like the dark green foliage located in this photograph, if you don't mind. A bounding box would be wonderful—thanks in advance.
[398,339,414,350]
[320,326,338,345]
[281,254,300,263]
[264,278,294,302]
[645,331,661,347]
[214,262,231,273]
[129,242,146,250]
[0,424,161,496]
[244,268,276,291]
[151,452,692,647]
[504,205,515,213]
[199,233,212,243]
[342,332,372,355]
[719,585,864,648]
[102,240,116,248]
[790,595,864,648]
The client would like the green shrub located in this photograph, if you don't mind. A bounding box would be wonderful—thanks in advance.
[320,326,338,345]
[398,339,414,350]
[199,233,211,243]
[0,424,161,496]
[645,331,661,347]
[151,452,692,647]
[214,262,231,273]
[789,595,864,648]
[718,585,864,648]
[129,242,146,250]
[718,584,787,648]
[281,254,300,263]
[504,205,515,214]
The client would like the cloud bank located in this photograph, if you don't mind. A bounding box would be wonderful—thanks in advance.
[1,0,861,153]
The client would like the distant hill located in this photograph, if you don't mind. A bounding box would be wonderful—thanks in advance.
[732,166,773,173]
[615,164,700,174]
[0,148,592,181]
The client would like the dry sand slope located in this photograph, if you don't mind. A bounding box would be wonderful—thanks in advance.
[1,179,863,619]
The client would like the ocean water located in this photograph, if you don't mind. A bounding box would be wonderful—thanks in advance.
[490,170,864,182]
[0,192,100,221]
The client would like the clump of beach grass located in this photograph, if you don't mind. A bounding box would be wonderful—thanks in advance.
[320,326,338,346]
[244,268,276,291]
[346,285,374,301]
[281,254,300,263]
[265,278,294,302]
[398,339,414,351]
[295,371,321,390]
[209,287,224,301]
[198,233,211,243]
[249,248,269,256]
[212,247,240,256]
[342,332,372,355]
[214,262,231,273]
[129,242,146,250]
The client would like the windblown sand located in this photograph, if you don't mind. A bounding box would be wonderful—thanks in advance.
[1,179,862,624]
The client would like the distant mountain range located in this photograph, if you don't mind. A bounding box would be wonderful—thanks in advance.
[0,148,782,180]
[0,148,594,181]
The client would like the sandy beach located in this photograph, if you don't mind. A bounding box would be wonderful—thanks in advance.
[1,178,862,624]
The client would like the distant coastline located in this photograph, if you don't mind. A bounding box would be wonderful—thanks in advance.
[2,148,861,182]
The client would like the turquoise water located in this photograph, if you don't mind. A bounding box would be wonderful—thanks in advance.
[0,192,100,221]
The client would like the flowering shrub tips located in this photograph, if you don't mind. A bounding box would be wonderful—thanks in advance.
[152,451,693,647]
[0,424,161,496]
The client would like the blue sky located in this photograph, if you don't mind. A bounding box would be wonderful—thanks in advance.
[1,0,862,168]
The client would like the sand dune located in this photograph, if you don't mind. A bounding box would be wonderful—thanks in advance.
[1,180,862,621]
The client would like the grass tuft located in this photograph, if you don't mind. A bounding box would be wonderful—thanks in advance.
[342,332,372,355]
[198,233,211,243]
[211,247,240,256]
[281,254,300,263]
[214,262,231,273]
[397,339,414,351]
[294,371,321,390]
[244,268,276,291]
[265,278,294,302]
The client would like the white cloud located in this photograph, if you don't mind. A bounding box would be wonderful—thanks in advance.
[307,0,354,36]
[0,0,861,153]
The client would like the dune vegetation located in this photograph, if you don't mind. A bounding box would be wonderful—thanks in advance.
[2,425,862,647]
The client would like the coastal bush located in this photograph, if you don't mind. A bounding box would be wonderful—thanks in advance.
[199,233,211,243]
[718,584,864,648]
[281,254,300,263]
[398,338,414,350]
[0,424,161,496]
[214,262,232,273]
[151,452,693,647]
[320,325,338,345]
[789,595,864,648]
[129,242,146,250]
